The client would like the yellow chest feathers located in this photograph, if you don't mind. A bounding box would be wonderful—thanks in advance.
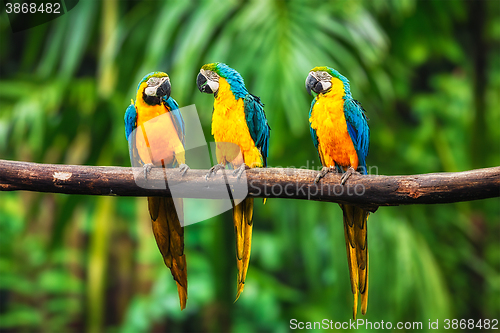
[211,78,262,167]
[309,78,359,169]
[133,82,184,166]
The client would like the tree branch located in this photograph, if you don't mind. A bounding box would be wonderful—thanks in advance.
[1,159,498,212]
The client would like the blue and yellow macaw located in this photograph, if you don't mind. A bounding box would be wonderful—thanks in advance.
[124,72,188,310]
[196,63,270,300]
[306,67,370,318]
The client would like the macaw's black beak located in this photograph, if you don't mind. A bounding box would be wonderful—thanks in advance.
[156,79,171,99]
[197,73,212,93]
[305,73,321,95]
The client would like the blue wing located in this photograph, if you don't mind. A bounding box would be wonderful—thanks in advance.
[343,98,370,174]
[309,98,319,151]
[124,103,142,167]
[164,96,185,147]
[124,104,137,141]
[243,93,270,167]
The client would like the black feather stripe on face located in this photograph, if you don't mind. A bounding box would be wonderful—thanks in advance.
[143,93,162,105]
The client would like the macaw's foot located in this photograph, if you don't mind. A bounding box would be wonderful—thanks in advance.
[340,167,356,185]
[314,166,337,183]
[178,163,190,176]
[232,163,249,180]
[205,163,225,181]
[143,163,154,180]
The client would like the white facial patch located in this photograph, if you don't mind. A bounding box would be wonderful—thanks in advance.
[207,80,219,93]
[316,71,332,81]
[144,86,157,96]
[320,81,332,91]
[200,69,220,92]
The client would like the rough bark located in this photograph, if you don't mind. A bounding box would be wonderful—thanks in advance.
[1,159,499,212]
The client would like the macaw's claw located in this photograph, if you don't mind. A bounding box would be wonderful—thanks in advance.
[340,167,356,185]
[178,163,190,176]
[143,163,154,180]
[205,163,225,181]
[314,166,337,183]
[232,163,249,180]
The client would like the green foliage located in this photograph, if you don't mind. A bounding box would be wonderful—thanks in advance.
[1,0,499,332]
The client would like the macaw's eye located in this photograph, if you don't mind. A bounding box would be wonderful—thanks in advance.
[147,77,161,86]
[206,70,219,82]
[317,71,332,81]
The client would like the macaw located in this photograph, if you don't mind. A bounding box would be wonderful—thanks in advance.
[196,63,270,300]
[305,66,370,318]
[124,72,189,310]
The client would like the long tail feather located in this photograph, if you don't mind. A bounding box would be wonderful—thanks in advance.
[361,251,369,315]
[340,204,369,319]
[149,196,187,310]
[234,197,254,301]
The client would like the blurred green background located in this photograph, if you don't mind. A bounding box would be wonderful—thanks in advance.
[1,0,499,332]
